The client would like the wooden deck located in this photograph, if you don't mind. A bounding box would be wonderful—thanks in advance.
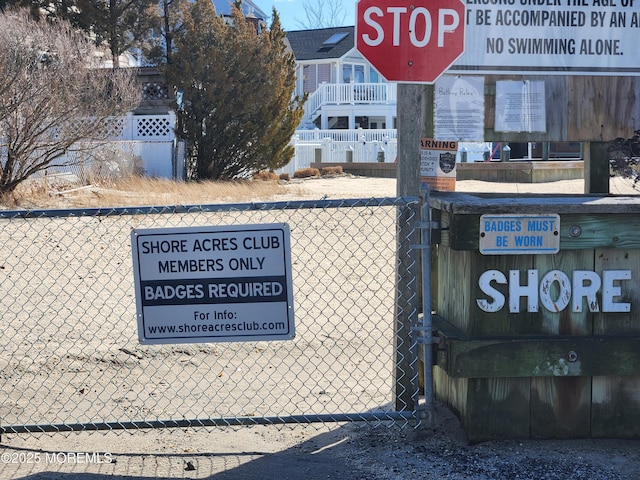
[311,160,584,183]
[310,162,396,178]
[456,160,584,183]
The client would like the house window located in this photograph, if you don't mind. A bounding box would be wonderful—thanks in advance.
[355,116,369,129]
[303,64,316,93]
[323,32,349,45]
[343,64,367,83]
[343,65,352,83]
[370,67,381,84]
[318,64,331,85]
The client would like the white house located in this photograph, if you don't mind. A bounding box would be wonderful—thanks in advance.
[285,27,397,131]
[212,0,268,30]
[278,27,399,174]
[282,27,499,174]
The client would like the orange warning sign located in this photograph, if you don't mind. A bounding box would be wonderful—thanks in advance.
[420,138,457,192]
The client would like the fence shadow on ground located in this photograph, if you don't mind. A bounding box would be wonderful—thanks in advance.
[1,414,425,480]
[5,402,640,480]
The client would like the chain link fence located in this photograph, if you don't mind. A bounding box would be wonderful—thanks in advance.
[0,198,421,436]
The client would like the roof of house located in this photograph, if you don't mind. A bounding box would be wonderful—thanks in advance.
[212,0,267,20]
[285,27,355,61]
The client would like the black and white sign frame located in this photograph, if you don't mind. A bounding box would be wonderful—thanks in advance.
[131,223,295,344]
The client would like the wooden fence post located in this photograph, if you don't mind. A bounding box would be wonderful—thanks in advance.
[583,142,610,194]
[394,84,429,411]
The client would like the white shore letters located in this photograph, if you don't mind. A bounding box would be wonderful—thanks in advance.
[477,269,631,314]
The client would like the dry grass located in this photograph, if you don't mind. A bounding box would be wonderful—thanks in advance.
[293,168,321,179]
[252,171,280,181]
[320,166,343,176]
[4,176,305,209]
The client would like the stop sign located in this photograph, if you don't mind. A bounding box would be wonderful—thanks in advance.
[356,0,465,83]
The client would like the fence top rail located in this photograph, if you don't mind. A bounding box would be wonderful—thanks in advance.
[0,197,421,220]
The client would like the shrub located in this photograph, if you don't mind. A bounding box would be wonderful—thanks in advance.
[320,166,343,176]
[293,168,321,179]
[253,171,279,181]
[279,173,290,181]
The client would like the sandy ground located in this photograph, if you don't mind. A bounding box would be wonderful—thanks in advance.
[279,175,640,199]
[1,175,639,480]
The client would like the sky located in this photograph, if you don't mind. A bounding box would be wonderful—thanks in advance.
[258,0,356,31]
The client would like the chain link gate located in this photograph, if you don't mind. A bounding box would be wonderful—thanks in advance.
[0,197,422,435]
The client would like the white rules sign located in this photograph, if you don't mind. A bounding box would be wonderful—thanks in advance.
[449,2,640,76]
[131,224,294,345]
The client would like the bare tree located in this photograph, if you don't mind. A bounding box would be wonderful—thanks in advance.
[0,10,140,197]
[295,0,347,29]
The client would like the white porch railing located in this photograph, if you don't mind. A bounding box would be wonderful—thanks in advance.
[279,129,398,177]
[295,128,397,142]
[303,83,397,125]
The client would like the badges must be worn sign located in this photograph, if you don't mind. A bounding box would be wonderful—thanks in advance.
[480,214,560,255]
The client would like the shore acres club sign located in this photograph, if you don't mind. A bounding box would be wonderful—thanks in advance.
[131,224,294,345]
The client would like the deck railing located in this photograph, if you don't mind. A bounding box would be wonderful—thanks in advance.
[279,128,398,176]
[303,83,397,124]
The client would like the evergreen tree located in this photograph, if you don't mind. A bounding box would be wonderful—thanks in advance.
[75,0,157,67]
[0,1,87,28]
[0,0,59,19]
[143,0,187,65]
[1,1,157,67]
[165,0,305,180]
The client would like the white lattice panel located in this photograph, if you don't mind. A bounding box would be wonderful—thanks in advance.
[142,81,170,100]
[58,117,126,140]
[134,115,174,140]
[102,117,127,139]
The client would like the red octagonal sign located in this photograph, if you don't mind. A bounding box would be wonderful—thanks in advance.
[356,0,465,83]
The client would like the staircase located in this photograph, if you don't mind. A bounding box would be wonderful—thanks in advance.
[300,83,397,128]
